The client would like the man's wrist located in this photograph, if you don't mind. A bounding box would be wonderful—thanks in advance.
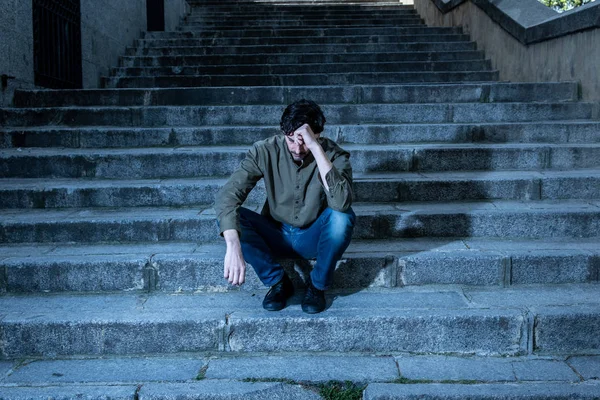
[223,229,240,245]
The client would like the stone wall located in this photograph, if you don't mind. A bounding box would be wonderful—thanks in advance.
[0,0,34,107]
[0,0,189,106]
[80,0,148,89]
[413,0,600,101]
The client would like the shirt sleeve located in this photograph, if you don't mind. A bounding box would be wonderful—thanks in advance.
[321,149,353,212]
[214,145,264,236]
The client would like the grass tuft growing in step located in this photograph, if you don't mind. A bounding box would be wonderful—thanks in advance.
[242,377,298,385]
[317,380,366,400]
[195,364,209,380]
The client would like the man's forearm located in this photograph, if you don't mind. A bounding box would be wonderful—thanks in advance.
[309,142,333,191]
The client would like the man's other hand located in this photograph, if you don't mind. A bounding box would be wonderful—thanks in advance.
[223,229,246,286]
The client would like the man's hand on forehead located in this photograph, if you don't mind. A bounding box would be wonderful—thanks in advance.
[291,123,319,148]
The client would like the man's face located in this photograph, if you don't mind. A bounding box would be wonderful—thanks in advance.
[284,126,320,162]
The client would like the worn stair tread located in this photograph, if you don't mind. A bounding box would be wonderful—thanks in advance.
[1,169,600,190]
[4,102,599,128]
[143,27,464,38]
[0,285,599,357]
[11,82,580,108]
[110,60,492,75]
[363,382,600,399]
[0,235,598,292]
[1,199,598,222]
[1,236,599,259]
[1,283,599,316]
[2,142,600,157]
[3,120,596,134]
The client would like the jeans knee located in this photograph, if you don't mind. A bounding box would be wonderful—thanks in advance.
[323,208,355,237]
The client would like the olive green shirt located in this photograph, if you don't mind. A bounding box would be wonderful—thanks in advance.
[215,134,353,235]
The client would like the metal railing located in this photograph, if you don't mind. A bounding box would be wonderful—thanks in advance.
[32,0,83,89]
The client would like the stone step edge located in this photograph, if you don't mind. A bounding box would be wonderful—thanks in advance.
[2,120,593,132]
[8,100,596,114]
[112,59,486,70]
[0,354,596,385]
[3,142,600,156]
[13,82,578,108]
[1,199,599,222]
[1,239,598,291]
[363,383,600,399]
[1,168,600,190]
[1,382,598,400]
[1,285,599,356]
[126,41,475,51]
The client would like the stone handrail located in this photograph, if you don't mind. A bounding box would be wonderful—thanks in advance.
[414,0,600,100]
[428,0,600,44]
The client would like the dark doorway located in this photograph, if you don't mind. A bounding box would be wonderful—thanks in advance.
[147,0,165,31]
[32,0,83,89]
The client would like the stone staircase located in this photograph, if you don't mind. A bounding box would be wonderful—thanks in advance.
[1,0,599,398]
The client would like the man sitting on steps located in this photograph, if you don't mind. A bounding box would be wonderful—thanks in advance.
[214,99,355,314]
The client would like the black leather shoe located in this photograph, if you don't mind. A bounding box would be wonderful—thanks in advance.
[302,282,326,314]
[262,274,294,311]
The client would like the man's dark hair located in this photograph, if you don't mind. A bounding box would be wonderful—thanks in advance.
[280,99,326,135]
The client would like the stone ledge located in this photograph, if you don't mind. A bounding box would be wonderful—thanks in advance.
[428,0,600,44]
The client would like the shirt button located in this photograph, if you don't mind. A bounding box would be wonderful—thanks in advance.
[296,186,300,189]
[295,216,298,219]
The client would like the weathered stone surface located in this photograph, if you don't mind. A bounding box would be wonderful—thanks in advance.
[2,103,593,128]
[534,305,600,354]
[138,382,321,400]
[510,251,597,285]
[204,355,398,382]
[0,293,225,357]
[399,251,505,286]
[0,361,14,380]
[363,382,600,399]
[512,359,579,382]
[568,356,600,380]
[0,385,137,400]
[2,255,147,292]
[4,357,206,383]
[227,308,525,355]
[395,355,515,382]
[464,285,600,309]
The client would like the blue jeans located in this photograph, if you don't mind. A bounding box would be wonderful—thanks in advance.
[239,206,356,290]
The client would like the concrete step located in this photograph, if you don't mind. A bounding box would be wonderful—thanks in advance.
[0,382,320,400]
[188,4,415,11]
[186,10,419,19]
[135,34,471,47]
[118,51,486,68]
[4,121,599,149]
[18,82,576,108]
[184,16,423,25]
[11,83,578,108]
[1,284,599,357]
[364,383,600,400]
[109,60,493,78]
[124,42,476,56]
[181,20,424,30]
[1,238,598,293]
[188,0,415,6]
[2,143,599,178]
[1,170,600,210]
[142,26,463,39]
[103,71,501,87]
[1,103,595,128]
[1,354,598,396]
[0,200,599,244]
